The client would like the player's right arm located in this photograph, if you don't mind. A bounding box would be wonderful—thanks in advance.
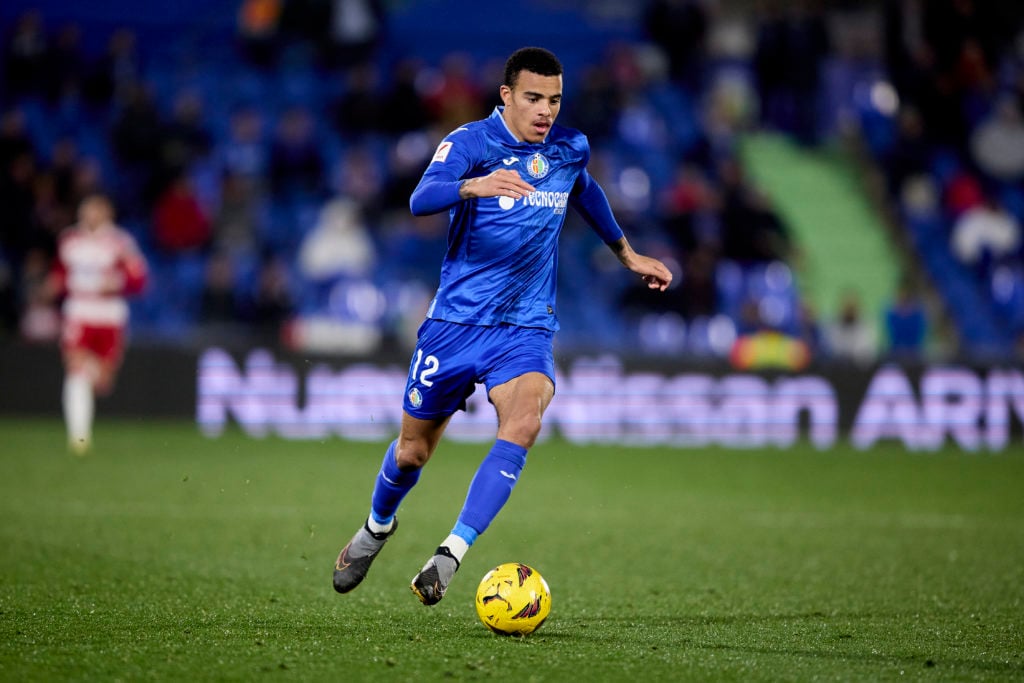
[409,132,534,216]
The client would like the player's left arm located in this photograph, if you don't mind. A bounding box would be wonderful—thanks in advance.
[570,169,672,291]
[112,233,149,296]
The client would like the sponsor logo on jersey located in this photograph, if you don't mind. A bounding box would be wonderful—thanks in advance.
[432,141,453,163]
[526,153,550,178]
[525,190,569,214]
[502,156,520,166]
[498,190,569,214]
[408,387,423,408]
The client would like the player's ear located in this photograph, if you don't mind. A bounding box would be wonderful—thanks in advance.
[499,84,512,106]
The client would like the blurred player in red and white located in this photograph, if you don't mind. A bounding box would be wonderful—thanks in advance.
[49,194,148,454]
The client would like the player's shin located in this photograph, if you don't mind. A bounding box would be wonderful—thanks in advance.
[452,439,528,555]
[63,371,94,454]
[368,439,420,532]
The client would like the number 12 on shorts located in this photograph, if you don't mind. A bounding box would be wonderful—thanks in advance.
[411,349,440,387]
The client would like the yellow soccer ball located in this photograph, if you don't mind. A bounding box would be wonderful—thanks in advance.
[474,562,551,636]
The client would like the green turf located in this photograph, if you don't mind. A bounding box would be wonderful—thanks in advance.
[1,419,1022,682]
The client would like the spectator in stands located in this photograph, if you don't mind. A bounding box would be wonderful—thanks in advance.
[796,301,825,360]
[239,253,294,339]
[717,158,791,263]
[84,28,139,106]
[152,175,211,254]
[0,151,38,266]
[970,96,1024,182]
[156,90,213,189]
[754,1,830,145]
[269,106,324,199]
[324,0,386,68]
[29,171,72,251]
[380,58,431,134]
[298,197,376,287]
[885,277,927,360]
[569,64,621,144]
[49,137,80,210]
[643,0,708,91]
[825,290,877,365]
[659,162,718,254]
[884,106,931,195]
[951,192,1022,272]
[3,10,47,98]
[379,132,431,214]
[943,168,984,218]
[18,246,60,342]
[333,62,385,138]
[421,53,486,132]
[199,248,243,329]
[42,23,84,103]
[0,108,34,170]
[211,171,260,258]
[110,83,162,209]
[237,0,282,68]
[336,145,384,215]
[220,106,268,186]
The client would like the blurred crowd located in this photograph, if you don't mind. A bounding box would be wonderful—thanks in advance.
[1,0,1021,362]
[863,0,1024,357]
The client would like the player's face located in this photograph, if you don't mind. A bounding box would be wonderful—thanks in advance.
[500,70,562,143]
[78,199,112,230]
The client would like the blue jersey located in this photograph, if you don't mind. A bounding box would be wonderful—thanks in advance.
[410,107,622,331]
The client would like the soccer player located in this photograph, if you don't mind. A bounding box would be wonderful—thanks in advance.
[50,194,148,454]
[333,47,672,604]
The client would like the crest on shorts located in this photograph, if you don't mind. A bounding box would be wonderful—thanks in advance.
[526,153,549,179]
[408,387,423,409]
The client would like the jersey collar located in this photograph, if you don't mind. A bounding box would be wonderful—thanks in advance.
[489,106,548,145]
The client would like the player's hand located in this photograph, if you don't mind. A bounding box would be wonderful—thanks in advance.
[460,169,535,201]
[630,254,673,292]
[610,237,673,292]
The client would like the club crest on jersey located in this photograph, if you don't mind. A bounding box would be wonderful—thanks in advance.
[408,387,423,408]
[526,153,550,179]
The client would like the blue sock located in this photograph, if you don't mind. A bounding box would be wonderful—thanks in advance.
[455,439,528,540]
[370,440,421,525]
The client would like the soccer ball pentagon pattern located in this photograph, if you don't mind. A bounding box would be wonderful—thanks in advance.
[474,562,551,636]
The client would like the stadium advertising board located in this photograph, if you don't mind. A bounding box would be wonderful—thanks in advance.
[195,348,1024,451]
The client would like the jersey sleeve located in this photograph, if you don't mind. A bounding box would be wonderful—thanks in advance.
[569,168,625,245]
[409,129,480,216]
[118,231,149,295]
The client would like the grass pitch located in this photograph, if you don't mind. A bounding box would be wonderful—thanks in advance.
[0,418,1022,682]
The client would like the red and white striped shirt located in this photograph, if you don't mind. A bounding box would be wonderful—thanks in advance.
[53,223,148,326]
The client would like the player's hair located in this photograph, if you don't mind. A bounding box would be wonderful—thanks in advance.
[504,47,563,89]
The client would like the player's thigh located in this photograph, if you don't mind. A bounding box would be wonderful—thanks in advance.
[488,371,555,423]
[86,326,125,393]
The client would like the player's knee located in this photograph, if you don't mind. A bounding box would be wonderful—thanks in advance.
[504,415,543,449]
[395,440,430,470]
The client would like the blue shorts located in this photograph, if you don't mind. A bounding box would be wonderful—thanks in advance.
[402,319,556,419]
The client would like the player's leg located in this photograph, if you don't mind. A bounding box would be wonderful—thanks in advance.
[62,348,96,455]
[335,319,477,594]
[333,413,449,593]
[63,324,124,455]
[412,324,556,606]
